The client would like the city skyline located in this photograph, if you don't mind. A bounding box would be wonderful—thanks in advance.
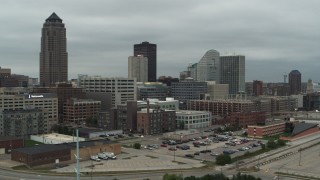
[0,0,319,82]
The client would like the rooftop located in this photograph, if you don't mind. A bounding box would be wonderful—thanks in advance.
[46,12,62,23]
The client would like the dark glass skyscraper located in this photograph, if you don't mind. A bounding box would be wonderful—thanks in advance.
[220,55,245,95]
[134,41,157,82]
[40,12,68,87]
[289,70,301,95]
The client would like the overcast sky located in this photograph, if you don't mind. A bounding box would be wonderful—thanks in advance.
[0,0,319,82]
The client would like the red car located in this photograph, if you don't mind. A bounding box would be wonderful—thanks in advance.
[168,147,177,151]
[160,144,167,147]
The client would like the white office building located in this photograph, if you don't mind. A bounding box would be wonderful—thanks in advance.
[196,49,220,83]
[128,55,148,82]
[78,75,137,107]
[176,110,212,129]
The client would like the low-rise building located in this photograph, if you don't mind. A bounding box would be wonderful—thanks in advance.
[11,140,121,167]
[30,133,86,144]
[0,109,48,138]
[63,98,101,124]
[220,111,266,128]
[137,108,176,135]
[175,110,212,129]
[0,136,24,154]
[248,121,286,138]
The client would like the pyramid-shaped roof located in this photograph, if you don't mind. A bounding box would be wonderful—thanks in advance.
[46,12,62,23]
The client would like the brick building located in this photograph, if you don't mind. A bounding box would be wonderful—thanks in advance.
[0,137,24,154]
[137,108,176,135]
[248,121,286,138]
[188,100,254,119]
[220,111,266,128]
[63,98,101,124]
[33,83,86,122]
[11,140,121,167]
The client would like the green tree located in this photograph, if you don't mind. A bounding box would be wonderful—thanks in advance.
[133,143,141,149]
[163,173,183,180]
[216,154,232,165]
[277,139,286,146]
[267,140,277,149]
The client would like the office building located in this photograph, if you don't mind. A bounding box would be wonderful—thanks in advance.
[33,83,86,122]
[137,82,168,101]
[206,81,229,99]
[63,98,101,124]
[40,12,68,87]
[134,42,157,82]
[253,80,263,96]
[78,75,137,107]
[171,78,207,101]
[176,110,212,129]
[0,91,58,134]
[196,50,220,82]
[128,55,148,82]
[0,109,47,138]
[137,108,176,135]
[289,70,301,95]
[220,55,245,95]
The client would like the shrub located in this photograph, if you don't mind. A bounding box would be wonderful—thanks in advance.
[133,143,141,149]
[216,154,232,165]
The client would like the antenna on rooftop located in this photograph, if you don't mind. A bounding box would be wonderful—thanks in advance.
[283,72,287,83]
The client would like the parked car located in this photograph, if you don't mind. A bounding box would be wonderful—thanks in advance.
[194,152,200,155]
[168,147,177,151]
[210,152,220,156]
[160,144,167,147]
[185,154,195,158]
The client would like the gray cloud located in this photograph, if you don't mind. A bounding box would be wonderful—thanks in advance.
[0,0,319,82]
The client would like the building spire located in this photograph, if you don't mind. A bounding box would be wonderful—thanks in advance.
[46,12,62,23]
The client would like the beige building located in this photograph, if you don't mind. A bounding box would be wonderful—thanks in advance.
[78,75,137,107]
[128,55,148,82]
[206,81,229,99]
[0,90,58,133]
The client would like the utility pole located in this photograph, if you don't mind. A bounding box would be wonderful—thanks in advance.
[299,148,302,166]
[75,129,80,180]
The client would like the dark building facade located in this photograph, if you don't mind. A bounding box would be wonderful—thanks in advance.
[0,137,24,154]
[303,92,320,111]
[40,13,68,87]
[134,42,157,82]
[253,80,263,96]
[220,55,245,95]
[289,70,301,95]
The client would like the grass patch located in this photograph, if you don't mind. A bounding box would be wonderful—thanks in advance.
[24,140,43,147]
[145,155,158,159]
[201,161,216,167]
[12,165,29,170]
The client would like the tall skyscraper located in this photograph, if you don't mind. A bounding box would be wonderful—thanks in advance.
[220,55,245,95]
[196,50,220,82]
[128,55,148,82]
[289,70,301,95]
[40,12,68,87]
[134,41,157,82]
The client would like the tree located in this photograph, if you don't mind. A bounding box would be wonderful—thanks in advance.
[267,140,277,149]
[133,143,141,149]
[277,139,286,146]
[163,173,183,180]
[216,154,231,165]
